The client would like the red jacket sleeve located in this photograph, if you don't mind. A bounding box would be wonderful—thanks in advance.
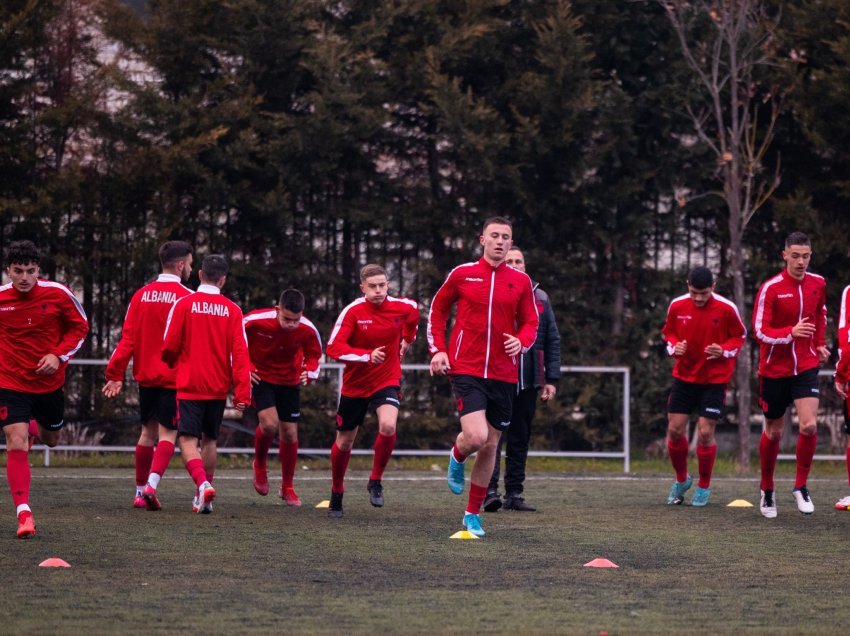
[403,302,420,344]
[815,283,828,347]
[661,302,680,356]
[230,311,253,406]
[161,300,186,368]
[105,292,140,381]
[720,304,747,357]
[427,272,459,355]
[753,284,793,344]
[51,288,89,362]
[302,325,323,381]
[327,307,370,362]
[515,276,539,352]
[837,287,850,383]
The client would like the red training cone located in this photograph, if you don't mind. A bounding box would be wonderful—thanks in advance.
[583,558,618,568]
[39,558,71,568]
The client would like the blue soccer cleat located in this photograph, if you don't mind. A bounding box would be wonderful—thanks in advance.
[690,486,711,507]
[666,475,692,505]
[463,512,485,537]
[447,455,465,495]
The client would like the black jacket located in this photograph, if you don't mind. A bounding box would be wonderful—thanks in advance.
[518,282,561,391]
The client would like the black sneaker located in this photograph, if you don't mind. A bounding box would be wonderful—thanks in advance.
[503,494,536,512]
[367,479,384,507]
[328,491,344,518]
[483,490,502,513]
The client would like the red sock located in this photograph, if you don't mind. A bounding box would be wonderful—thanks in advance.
[254,426,273,469]
[331,442,351,494]
[667,435,689,483]
[759,432,781,491]
[370,433,396,481]
[135,444,155,487]
[186,458,207,487]
[280,440,298,489]
[6,450,30,509]
[149,440,175,479]
[466,483,487,514]
[451,444,468,464]
[696,444,716,489]
[795,431,817,489]
[846,447,850,487]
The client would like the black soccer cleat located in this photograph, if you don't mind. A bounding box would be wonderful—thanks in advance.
[483,490,502,513]
[328,491,344,518]
[503,494,537,512]
[367,479,384,507]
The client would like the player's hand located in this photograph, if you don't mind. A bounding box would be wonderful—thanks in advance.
[234,402,247,412]
[102,380,123,398]
[300,370,310,386]
[371,346,386,364]
[791,318,816,339]
[503,333,521,357]
[673,340,687,357]
[817,346,830,363]
[430,351,450,376]
[541,384,557,401]
[399,340,411,361]
[250,370,262,385]
[836,379,848,400]
[35,354,60,375]
[704,343,723,360]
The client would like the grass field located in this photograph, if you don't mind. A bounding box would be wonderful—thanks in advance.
[3,466,850,635]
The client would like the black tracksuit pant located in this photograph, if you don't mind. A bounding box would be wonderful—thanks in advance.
[489,387,538,495]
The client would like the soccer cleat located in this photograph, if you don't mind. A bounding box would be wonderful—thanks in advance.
[666,475,693,505]
[142,485,162,511]
[834,495,850,510]
[759,489,777,519]
[690,486,711,507]
[279,486,302,508]
[483,491,502,513]
[16,512,35,539]
[133,495,146,509]
[252,460,269,496]
[196,482,215,514]
[463,512,485,537]
[328,491,343,518]
[503,494,537,512]
[792,486,814,515]
[447,456,465,495]
[367,479,384,507]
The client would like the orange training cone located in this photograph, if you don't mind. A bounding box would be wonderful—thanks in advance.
[39,558,71,568]
[584,558,618,568]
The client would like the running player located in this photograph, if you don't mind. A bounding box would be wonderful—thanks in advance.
[244,288,322,507]
[428,217,539,537]
[324,264,420,518]
[833,283,850,510]
[661,266,746,507]
[753,232,828,518]
[161,255,252,513]
[102,241,193,510]
[0,240,89,538]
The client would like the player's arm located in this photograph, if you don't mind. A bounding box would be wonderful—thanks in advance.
[400,302,420,360]
[104,292,141,392]
[40,287,90,375]
[230,312,252,409]
[161,300,186,367]
[326,309,371,363]
[302,323,323,384]
[514,277,539,353]
[541,293,561,387]
[714,304,747,359]
[753,284,794,344]
[427,273,460,374]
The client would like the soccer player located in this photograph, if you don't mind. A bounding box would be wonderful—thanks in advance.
[324,264,420,518]
[833,283,850,510]
[244,289,322,506]
[484,246,561,513]
[753,231,828,518]
[661,266,746,507]
[428,217,539,537]
[0,240,89,538]
[161,255,252,513]
[102,241,193,510]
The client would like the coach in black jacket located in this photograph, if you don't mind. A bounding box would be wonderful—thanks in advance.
[485,247,562,512]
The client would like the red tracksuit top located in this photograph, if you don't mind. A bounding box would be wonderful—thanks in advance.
[427,257,539,383]
[326,295,419,398]
[753,269,827,378]
[243,308,323,387]
[661,292,747,385]
[105,274,193,388]
[161,284,252,404]
[835,285,850,384]
[0,280,89,393]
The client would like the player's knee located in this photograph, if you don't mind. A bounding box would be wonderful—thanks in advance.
[465,431,488,451]
[259,421,277,438]
[378,423,396,437]
[799,421,817,436]
[667,428,686,442]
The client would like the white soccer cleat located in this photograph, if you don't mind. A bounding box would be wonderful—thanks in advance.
[834,495,850,510]
[759,489,777,519]
[195,481,216,514]
[792,486,814,515]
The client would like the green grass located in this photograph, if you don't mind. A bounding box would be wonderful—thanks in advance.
[2,468,850,634]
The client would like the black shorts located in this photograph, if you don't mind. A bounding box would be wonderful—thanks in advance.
[758,367,820,420]
[176,399,226,440]
[336,386,400,432]
[139,386,178,430]
[449,375,515,431]
[666,379,726,420]
[843,396,850,435]
[252,381,301,422]
[0,387,65,431]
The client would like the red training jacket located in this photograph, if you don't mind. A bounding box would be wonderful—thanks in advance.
[661,292,747,384]
[427,257,539,383]
[753,269,827,378]
[326,295,419,398]
[0,279,89,393]
[243,308,323,387]
[105,274,193,387]
[836,285,850,384]
[161,285,252,404]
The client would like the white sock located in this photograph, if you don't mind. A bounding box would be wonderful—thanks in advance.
[16,504,31,516]
[135,485,143,496]
[147,473,161,489]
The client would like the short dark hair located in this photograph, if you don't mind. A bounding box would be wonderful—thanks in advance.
[6,240,41,268]
[201,254,229,282]
[482,216,512,235]
[279,288,305,313]
[159,241,192,269]
[360,264,387,282]
[687,266,714,290]
[784,231,811,249]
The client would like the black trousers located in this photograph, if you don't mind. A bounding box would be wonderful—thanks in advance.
[489,387,538,495]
